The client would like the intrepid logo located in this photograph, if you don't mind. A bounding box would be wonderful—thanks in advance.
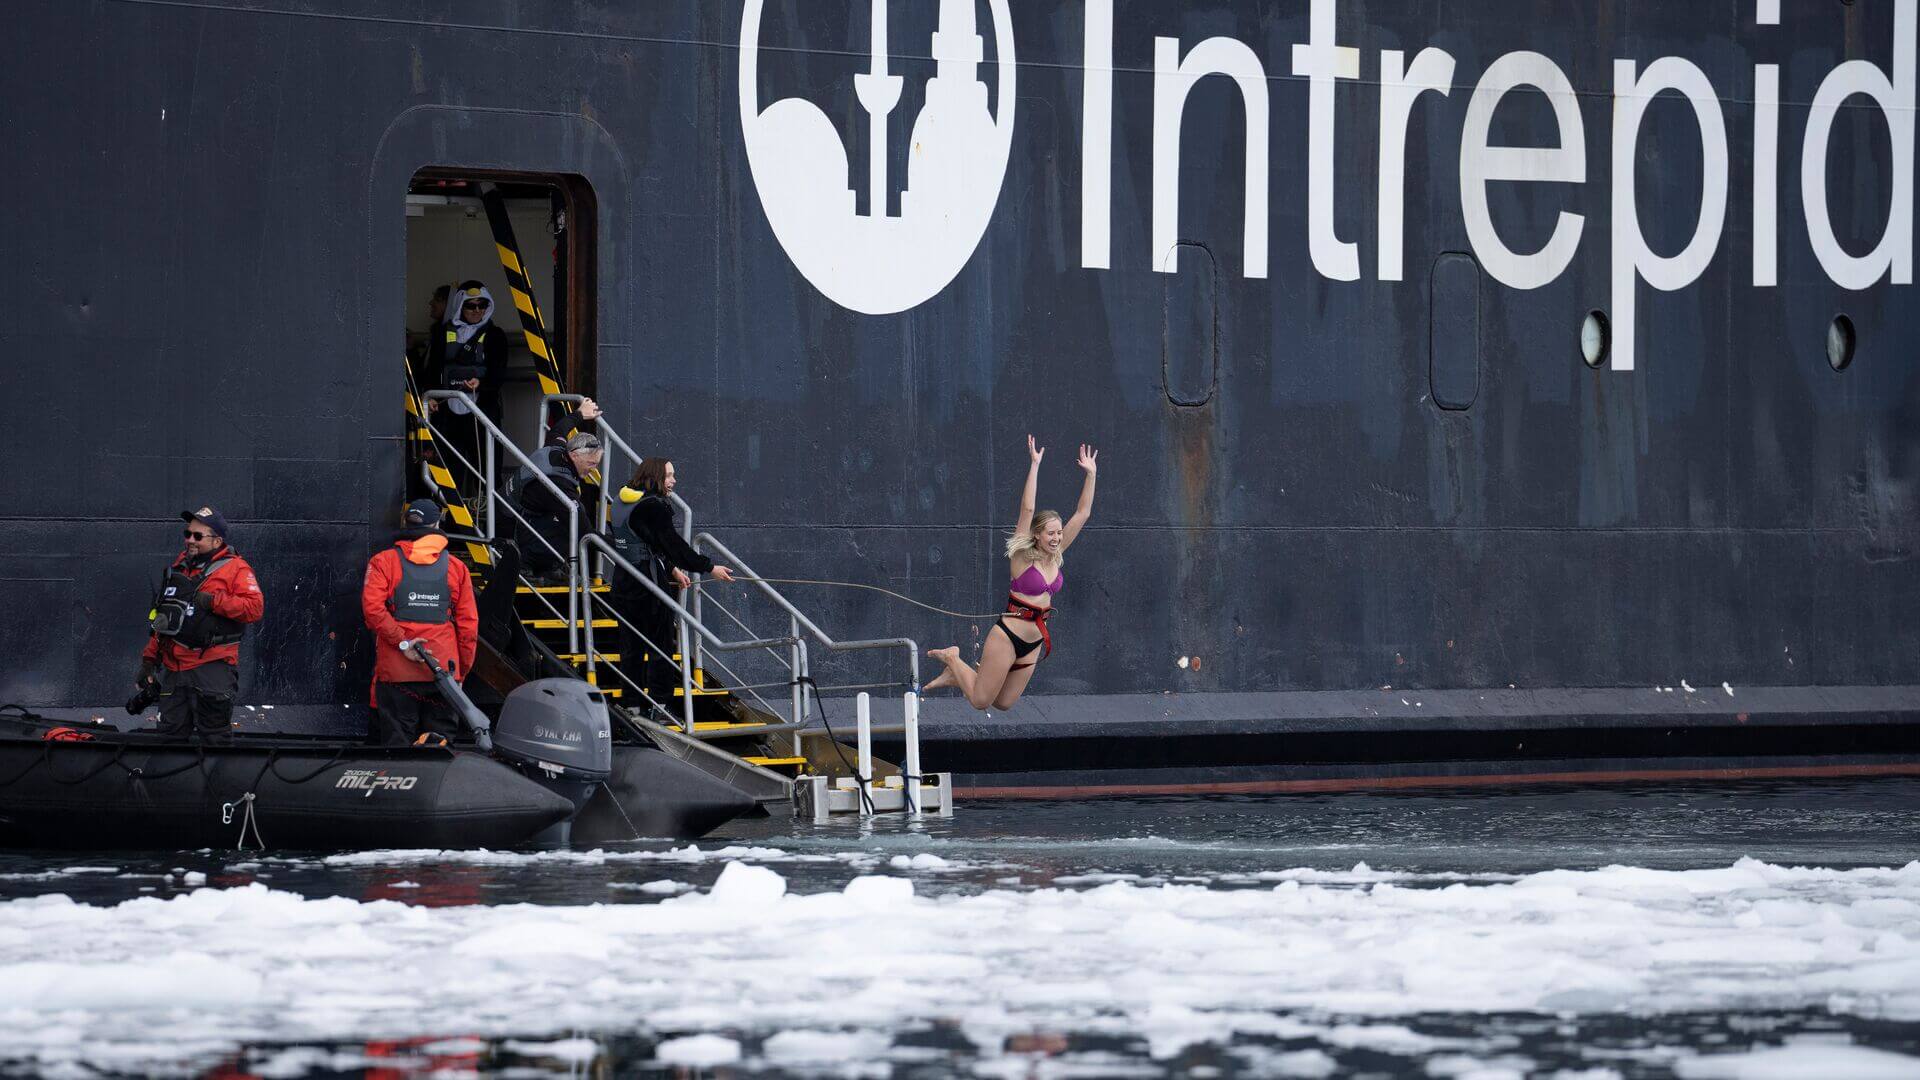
[336,769,420,797]
[742,0,1918,373]
[406,591,441,603]
[739,0,1017,314]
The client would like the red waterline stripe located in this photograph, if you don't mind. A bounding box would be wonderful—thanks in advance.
[957,761,1920,799]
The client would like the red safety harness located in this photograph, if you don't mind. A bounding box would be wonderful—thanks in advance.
[1003,594,1053,668]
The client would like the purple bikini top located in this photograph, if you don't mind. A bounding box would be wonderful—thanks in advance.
[1010,563,1063,596]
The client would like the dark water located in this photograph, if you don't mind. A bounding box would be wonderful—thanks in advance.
[1,777,1917,1078]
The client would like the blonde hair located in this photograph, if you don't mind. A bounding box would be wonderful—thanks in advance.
[1006,510,1064,565]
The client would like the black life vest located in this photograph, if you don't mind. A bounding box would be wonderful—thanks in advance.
[150,553,245,649]
[441,325,489,415]
[607,494,662,593]
[511,446,580,509]
[387,547,451,624]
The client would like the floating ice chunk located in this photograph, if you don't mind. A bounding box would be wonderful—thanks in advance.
[654,1033,740,1066]
[416,1037,486,1055]
[1264,1048,1338,1077]
[1723,682,1734,696]
[453,921,620,960]
[889,853,950,869]
[609,880,691,894]
[320,844,806,868]
[1424,1053,1534,1078]
[500,1037,598,1062]
[1674,1040,1920,1078]
[843,875,915,910]
[761,1029,891,1064]
[2,953,262,1011]
[1681,680,1695,693]
[706,861,786,905]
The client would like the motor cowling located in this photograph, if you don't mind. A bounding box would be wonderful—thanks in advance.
[492,679,614,783]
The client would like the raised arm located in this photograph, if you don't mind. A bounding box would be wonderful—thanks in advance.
[1013,434,1043,538]
[1061,443,1098,550]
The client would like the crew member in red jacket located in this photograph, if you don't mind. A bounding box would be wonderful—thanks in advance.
[361,499,479,746]
[138,507,265,742]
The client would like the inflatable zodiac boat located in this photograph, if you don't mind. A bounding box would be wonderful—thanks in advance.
[0,676,755,851]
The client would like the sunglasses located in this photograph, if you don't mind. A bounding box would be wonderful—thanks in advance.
[461,300,487,310]
[183,530,215,541]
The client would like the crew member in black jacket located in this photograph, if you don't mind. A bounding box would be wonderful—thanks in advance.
[613,458,735,715]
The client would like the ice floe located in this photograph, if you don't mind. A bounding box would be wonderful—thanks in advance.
[0,856,1915,1075]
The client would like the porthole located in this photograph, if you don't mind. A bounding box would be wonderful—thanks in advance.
[1827,314,1856,371]
[1580,310,1610,369]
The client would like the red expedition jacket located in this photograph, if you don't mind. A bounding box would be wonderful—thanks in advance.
[361,532,478,702]
[141,545,264,671]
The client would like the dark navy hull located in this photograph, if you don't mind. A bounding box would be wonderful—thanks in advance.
[2,2,1917,787]
[894,686,1920,795]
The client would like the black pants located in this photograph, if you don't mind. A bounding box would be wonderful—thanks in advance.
[372,681,463,747]
[519,514,571,575]
[155,662,237,743]
[615,593,682,715]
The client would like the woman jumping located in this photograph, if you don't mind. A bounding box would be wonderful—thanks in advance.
[924,435,1097,710]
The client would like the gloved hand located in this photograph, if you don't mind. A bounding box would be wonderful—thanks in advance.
[136,660,156,689]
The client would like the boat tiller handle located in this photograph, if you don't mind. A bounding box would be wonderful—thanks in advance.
[402,640,494,752]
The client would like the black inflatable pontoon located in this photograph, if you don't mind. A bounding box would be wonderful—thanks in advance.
[0,675,755,851]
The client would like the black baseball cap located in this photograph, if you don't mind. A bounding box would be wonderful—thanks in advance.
[404,499,443,528]
[180,507,229,539]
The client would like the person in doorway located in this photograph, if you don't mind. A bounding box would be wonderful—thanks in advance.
[136,508,265,743]
[512,431,605,582]
[923,436,1097,711]
[613,459,735,716]
[360,499,479,746]
[442,280,508,424]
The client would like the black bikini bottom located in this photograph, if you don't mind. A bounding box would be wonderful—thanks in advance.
[997,595,1052,670]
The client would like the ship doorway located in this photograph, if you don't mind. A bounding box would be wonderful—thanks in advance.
[402,170,596,497]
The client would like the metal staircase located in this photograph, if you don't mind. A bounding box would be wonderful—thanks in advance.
[411,389,951,818]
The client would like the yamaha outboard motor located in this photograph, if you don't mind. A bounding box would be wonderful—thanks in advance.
[491,678,614,844]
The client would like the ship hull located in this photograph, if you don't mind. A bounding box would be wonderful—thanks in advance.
[1,2,1915,784]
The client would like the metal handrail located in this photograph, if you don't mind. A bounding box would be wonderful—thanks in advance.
[545,400,780,728]
[693,532,921,696]
[536,393,640,536]
[423,389,582,652]
[698,588,798,673]
[578,585,792,727]
[577,533,797,732]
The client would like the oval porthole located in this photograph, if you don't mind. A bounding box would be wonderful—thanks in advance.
[1580,310,1610,369]
[1827,314,1856,371]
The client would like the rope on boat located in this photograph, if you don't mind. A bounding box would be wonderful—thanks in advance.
[222,791,264,850]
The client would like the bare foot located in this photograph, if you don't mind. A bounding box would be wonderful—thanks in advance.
[922,647,961,692]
